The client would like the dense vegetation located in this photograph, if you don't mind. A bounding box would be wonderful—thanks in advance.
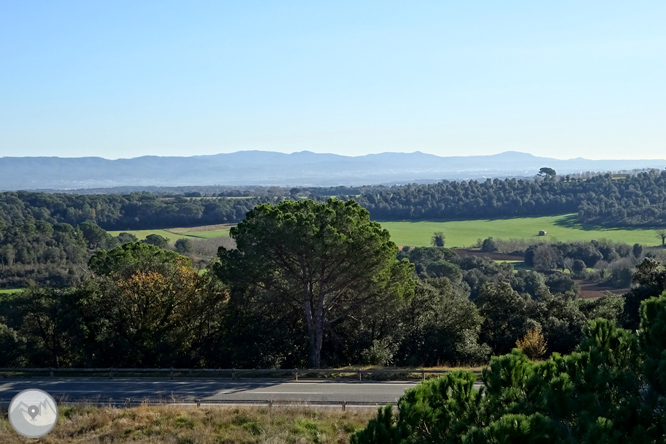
[4,170,666,235]
[0,191,280,230]
[356,170,666,226]
[3,200,664,370]
[2,197,666,439]
[352,293,666,443]
[2,170,666,288]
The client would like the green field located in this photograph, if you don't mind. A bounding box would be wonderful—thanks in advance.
[108,225,231,243]
[381,214,665,247]
[107,214,663,249]
[107,229,187,243]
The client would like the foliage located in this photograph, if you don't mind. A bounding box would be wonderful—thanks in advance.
[431,231,446,247]
[538,167,556,177]
[0,219,88,288]
[215,199,415,367]
[476,281,531,355]
[515,327,547,360]
[354,296,666,443]
[395,279,489,366]
[142,233,169,248]
[357,170,666,227]
[577,292,624,323]
[0,242,227,368]
[481,237,498,252]
[174,237,193,253]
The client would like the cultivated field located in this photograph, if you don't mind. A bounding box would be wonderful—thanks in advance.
[382,214,664,248]
[107,229,186,243]
[168,224,233,239]
[0,405,373,443]
[108,225,231,242]
[107,214,664,249]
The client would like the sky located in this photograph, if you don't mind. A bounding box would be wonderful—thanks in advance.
[1,1,665,160]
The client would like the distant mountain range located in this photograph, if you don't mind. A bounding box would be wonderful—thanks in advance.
[1,150,664,191]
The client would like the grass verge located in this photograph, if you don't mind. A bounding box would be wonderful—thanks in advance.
[0,405,374,443]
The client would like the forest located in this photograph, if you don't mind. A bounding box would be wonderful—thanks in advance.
[356,170,666,225]
[3,170,666,233]
[0,199,663,371]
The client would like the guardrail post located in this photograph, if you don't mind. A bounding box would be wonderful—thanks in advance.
[170,367,174,380]
[422,369,425,381]
[196,399,201,407]
[109,367,113,379]
[124,398,131,408]
[294,369,298,381]
[342,401,347,411]
[357,369,362,381]
[268,400,273,409]
[49,367,54,378]
[232,368,236,379]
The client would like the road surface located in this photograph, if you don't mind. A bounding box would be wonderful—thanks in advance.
[0,378,424,406]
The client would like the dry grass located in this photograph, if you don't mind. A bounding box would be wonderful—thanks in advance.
[0,405,374,444]
[167,224,236,234]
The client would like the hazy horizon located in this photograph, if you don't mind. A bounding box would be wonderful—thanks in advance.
[3,149,666,162]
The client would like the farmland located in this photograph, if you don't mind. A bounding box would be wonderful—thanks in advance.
[381,214,664,248]
[106,215,663,249]
[108,224,231,242]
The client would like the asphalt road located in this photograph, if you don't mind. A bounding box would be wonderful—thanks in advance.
[0,378,424,406]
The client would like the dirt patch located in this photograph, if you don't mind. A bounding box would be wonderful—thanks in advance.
[576,280,630,299]
[453,248,524,261]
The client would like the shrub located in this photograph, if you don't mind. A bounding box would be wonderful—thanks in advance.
[515,327,547,360]
[481,237,497,252]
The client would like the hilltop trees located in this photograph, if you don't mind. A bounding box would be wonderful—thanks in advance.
[215,199,415,368]
[538,166,556,177]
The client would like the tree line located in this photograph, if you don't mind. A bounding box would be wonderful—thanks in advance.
[0,191,283,230]
[4,170,666,239]
[355,170,666,226]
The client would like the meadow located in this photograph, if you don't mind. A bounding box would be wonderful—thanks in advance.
[107,214,664,249]
[108,225,231,242]
[381,214,665,248]
[0,405,373,444]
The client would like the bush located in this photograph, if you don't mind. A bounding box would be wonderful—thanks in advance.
[174,238,193,254]
[481,237,497,252]
[142,234,169,249]
[515,327,547,360]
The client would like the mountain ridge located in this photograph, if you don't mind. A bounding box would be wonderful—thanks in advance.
[1,151,664,190]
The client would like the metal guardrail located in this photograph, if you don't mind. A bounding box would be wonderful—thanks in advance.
[0,367,482,381]
[0,396,390,410]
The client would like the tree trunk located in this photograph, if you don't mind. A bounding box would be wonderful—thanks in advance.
[304,299,324,368]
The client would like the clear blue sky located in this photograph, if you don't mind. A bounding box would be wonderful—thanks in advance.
[1,1,664,160]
